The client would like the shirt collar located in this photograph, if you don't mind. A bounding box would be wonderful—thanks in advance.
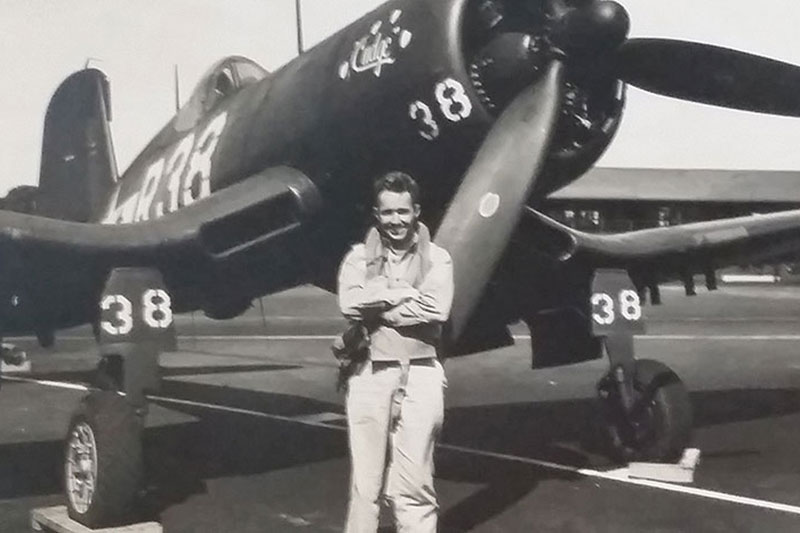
[381,229,419,260]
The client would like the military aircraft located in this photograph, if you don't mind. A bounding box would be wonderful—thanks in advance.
[5,0,800,526]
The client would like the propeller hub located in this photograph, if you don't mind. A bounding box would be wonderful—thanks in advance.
[552,1,630,56]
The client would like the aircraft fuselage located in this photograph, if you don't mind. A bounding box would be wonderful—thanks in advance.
[2,0,625,335]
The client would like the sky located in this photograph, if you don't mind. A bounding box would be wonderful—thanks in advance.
[1,0,800,194]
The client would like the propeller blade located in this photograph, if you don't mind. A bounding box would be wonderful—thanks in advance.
[435,61,564,341]
[616,38,800,117]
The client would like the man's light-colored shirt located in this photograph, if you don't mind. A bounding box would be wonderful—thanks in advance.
[338,236,453,362]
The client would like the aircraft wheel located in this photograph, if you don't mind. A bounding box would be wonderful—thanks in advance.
[64,391,143,528]
[598,359,692,463]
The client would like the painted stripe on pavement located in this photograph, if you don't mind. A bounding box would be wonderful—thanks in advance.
[438,444,800,516]
[7,376,800,516]
[178,334,800,342]
[291,412,347,424]
[10,334,800,343]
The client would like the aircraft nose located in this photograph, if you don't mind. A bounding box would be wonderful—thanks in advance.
[466,0,629,112]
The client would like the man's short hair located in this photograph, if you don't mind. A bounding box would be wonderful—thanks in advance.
[373,171,419,206]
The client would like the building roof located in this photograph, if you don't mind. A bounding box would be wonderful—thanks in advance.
[548,168,800,203]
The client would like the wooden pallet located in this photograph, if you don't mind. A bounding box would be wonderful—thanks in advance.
[629,448,702,484]
[31,506,162,533]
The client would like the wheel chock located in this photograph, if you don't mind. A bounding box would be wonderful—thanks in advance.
[31,506,162,533]
[628,448,701,484]
[1,344,30,373]
[0,359,31,373]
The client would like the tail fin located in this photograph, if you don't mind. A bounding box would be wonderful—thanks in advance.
[37,68,117,222]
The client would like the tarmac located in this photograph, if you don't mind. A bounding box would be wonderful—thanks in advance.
[2,283,800,532]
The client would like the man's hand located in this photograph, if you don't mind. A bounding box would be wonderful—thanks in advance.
[364,276,389,291]
[386,279,420,305]
[386,283,419,308]
[384,287,418,307]
[353,277,390,311]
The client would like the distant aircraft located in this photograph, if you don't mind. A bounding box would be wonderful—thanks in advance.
[5,0,800,526]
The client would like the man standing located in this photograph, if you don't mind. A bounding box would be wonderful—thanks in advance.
[338,171,453,532]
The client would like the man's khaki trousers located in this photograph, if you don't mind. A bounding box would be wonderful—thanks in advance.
[345,359,445,532]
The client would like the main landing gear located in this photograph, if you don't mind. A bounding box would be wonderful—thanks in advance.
[590,270,692,463]
[64,268,175,528]
[65,391,143,526]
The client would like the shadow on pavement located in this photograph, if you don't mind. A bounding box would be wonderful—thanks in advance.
[24,363,303,386]
[140,379,348,520]
[692,388,800,426]
[0,439,63,500]
[3,382,800,530]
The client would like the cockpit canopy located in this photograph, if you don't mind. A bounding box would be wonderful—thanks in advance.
[174,56,269,131]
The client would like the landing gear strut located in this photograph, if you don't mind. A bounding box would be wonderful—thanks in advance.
[63,268,175,528]
[591,269,693,463]
[598,357,692,462]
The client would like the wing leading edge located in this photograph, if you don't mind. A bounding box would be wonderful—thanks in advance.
[0,166,318,262]
[523,206,800,277]
[0,166,320,319]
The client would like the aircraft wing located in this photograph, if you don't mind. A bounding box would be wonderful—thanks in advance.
[0,167,318,262]
[522,206,800,278]
[0,166,320,333]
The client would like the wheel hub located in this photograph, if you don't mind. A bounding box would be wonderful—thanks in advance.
[599,377,661,451]
[622,395,659,446]
[65,422,97,513]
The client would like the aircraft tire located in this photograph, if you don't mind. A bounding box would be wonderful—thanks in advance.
[64,391,143,528]
[599,358,692,463]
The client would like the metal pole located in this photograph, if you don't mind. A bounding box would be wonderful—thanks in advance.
[173,64,181,112]
[295,0,304,55]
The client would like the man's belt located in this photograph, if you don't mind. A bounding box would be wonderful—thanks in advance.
[372,358,437,371]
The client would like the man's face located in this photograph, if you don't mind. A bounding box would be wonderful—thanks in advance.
[375,190,420,247]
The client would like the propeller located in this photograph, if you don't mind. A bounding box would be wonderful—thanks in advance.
[434,0,800,342]
[616,38,800,117]
[548,0,800,117]
[435,61,564,340]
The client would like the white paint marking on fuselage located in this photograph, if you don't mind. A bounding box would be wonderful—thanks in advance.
[8,375,800,516]
[103,112,228,225]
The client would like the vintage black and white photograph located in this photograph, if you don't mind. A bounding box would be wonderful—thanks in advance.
[2,1,800,531]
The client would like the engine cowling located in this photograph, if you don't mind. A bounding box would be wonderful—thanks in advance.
[534,74,625,199]
[462,0,627,201]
